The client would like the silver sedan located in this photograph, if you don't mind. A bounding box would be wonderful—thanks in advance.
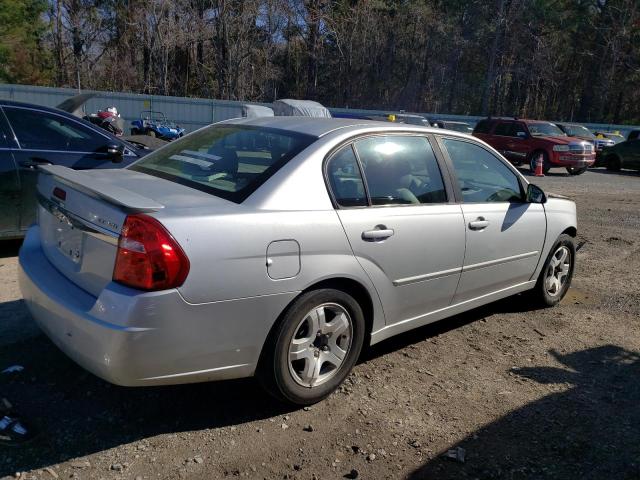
[19,117,577,405]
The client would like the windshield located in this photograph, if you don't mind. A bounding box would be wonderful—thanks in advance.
[563,124,595,139]
[528,122,566,137]
[130,125,316,203]
[398,116,430,126]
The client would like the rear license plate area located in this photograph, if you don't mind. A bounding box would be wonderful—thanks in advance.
[54,212,84,264]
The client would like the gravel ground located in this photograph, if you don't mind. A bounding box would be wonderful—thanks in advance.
[0,167,638,480]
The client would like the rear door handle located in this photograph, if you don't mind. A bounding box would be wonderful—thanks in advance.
[362,227,395,241]
[468,217,489,230]
[20,158,52,169]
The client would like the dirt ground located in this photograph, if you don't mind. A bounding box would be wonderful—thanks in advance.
[1,167,638,480]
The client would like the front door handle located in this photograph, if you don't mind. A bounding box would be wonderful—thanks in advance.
[362,227,395,241]
[468,217,489,230]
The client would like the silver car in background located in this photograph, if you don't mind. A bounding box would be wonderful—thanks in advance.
[19,118,577,405]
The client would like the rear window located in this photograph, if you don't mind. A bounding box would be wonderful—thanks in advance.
[130,125,316,203]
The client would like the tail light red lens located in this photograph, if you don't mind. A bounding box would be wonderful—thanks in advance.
[113,214,190,291]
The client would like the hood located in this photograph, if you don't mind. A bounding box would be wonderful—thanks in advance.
[568,134,596,142]
[537,135,587,145]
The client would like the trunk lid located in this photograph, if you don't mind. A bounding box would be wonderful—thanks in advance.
[36,165,232,297]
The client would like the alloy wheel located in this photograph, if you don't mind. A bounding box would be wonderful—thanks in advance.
[544,246,572,297]
[288,303,353,388]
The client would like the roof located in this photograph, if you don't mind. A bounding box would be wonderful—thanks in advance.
[0,99,74,117]
[221,116,448,138]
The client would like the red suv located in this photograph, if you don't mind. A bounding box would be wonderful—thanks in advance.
[473,118,596,175]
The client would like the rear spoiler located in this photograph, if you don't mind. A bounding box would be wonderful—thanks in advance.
[39,165,164,212]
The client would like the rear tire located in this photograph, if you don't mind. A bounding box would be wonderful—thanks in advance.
[606,155,621,171]
[258,289,365,405]
[566,166,587,175]
[529,234,575,307]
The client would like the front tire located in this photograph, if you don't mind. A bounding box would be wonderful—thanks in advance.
[606,155,621,171]
[566,166,587,175]
[258,289,365,405]
[530,234,575,307]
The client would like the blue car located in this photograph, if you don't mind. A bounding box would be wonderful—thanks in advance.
[131,110,185,141]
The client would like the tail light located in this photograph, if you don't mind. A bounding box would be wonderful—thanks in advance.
[113,214,190,291]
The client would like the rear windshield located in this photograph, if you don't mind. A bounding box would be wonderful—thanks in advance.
[130,124,316,203]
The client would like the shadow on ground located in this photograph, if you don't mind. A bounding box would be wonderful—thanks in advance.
[0,240,22,259]
[588,168,640,177]
[0,293,539,476]
[0,331,295,476]
[364,293,536,363]
[408,344,640,479]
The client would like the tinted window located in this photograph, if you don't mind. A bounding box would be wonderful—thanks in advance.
[131,125,315,203]
[494,122,514,136]
[354,136,446,205]
[473,119,492,134]
[4,107,108,151]
[513,123,527,137]
[443,138,522,203]
[326,146,367,207]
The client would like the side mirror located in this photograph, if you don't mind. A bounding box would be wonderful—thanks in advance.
[106,144,124,163]
[526,183,546,204]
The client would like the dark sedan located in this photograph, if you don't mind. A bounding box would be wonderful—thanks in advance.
[0,100,152,239]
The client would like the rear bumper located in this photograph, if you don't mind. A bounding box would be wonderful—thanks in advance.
[19,226,297,386]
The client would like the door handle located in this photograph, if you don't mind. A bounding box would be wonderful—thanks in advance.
[20,158,52,169]
[362,227,395,241]
[468,217,489,230]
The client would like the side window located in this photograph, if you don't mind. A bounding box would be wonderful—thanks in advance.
[442,138,523,203]
[354,136,446,205]
[4,107,108,152]
[513,123,527,138]
[326,145,367,207]
[494,122,513,136]
[473,119,491,134]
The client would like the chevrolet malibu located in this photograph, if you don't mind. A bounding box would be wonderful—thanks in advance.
[19,118,577,405]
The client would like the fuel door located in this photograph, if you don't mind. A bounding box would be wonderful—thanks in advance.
[266,240,301,280]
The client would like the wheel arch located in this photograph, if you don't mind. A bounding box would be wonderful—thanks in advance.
[299,277,375,342]
[529,148,548,160]
[256,276,377,372]
[561,226,577,237]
